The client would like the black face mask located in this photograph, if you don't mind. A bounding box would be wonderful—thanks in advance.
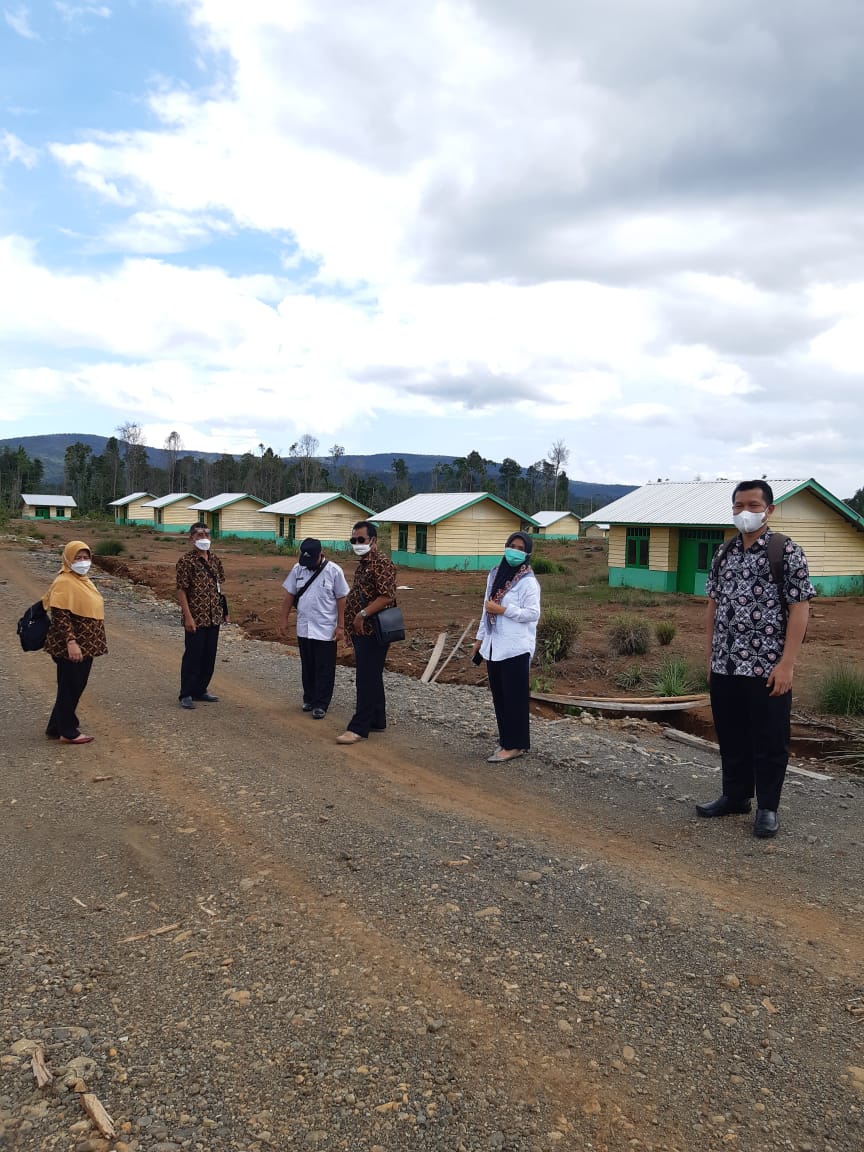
[299,553,319,570]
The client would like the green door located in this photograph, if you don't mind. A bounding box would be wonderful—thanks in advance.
[677,530,724,594]
[210,511,220,539]
[676,535,699,593]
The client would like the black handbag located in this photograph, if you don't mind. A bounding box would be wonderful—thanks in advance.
[371,605,405,646]
[17,600,50,652]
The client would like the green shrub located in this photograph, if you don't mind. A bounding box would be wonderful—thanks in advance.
[608,613,651,656]
[536,607,579,662]
[532,556,557,575]
[94,539,125,556]
[614,664,645,691]
[817,663,864,716]
[655,620,676,646]
[653,656,693,696]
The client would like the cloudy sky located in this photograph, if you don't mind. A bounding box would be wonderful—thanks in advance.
[1,0,863,494]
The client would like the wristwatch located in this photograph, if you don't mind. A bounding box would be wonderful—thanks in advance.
[360,609,367,618]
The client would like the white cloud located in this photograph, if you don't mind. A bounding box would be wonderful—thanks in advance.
[4,4,36,38]
[54,2,111,17]
[0,132,38,168]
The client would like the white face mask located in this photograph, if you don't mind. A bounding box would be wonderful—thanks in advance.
[194,538,211,551]
[352,543,371,557]
[70,559,91,576]
[732,509,766,533]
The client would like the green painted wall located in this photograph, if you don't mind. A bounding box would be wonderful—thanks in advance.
[810,575,864,596]
[392,549,499,571]
[608,566,677,592]
[114,516,153,526]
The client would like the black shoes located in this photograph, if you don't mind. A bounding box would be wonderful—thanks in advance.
[696,795,752,818]
[312,708,326,720]
[195,693,220,702]
[754,809,779,838]
[179,696,196,710]
[302,703,313,712]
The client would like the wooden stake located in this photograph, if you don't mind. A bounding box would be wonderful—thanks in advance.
[431,619,476,684]
[120,922,181,944]
[420,632,448,683]
[31,1046,52,1088]
[81,1093,116,1138]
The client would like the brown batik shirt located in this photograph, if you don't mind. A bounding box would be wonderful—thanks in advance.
[345,548,397,636]
[45,610,108,659]
[176,550,226,627]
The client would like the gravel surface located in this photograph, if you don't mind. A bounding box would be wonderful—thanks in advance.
[1,540,863,1152]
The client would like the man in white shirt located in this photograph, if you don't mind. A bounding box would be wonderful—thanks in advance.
[280,538,350,719]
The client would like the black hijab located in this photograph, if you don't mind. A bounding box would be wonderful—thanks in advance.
[489,531,533,599]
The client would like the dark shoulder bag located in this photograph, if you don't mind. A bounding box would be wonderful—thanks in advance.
[17,601,50,652]
[371,604,405,646]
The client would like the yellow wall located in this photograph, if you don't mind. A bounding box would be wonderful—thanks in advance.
[608,525,626,567]
[649,526,677,572]
[215,499,266,532]
[162,501,199,527]
[300,498,365,542]
[127,497,154,521]
[434,503,524,555]
[773,490,864,577]
[538,513,581,536]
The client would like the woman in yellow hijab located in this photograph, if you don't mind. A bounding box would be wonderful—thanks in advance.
[44,540,108,745]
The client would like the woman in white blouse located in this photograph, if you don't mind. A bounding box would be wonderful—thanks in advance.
[471,532,541,763]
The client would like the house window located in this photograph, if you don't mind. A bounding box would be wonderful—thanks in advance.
[398,524,408,551]
[278,516,285,538]
[415,524,428,554]
[681,529,724,571]
[56,507,66,518]
[287,517,296,544]
[35,507,49,519]
[625,526,650,568]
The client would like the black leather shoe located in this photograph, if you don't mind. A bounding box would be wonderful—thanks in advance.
[302,703,313,712]
[179,696,196,710]
[195,693,220,703]
[754,809,779,838]
[696,795,752,818]
[312,708,326,720]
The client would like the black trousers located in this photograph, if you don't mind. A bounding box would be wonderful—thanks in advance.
[298,636,337,711]
[709,672,792,811]
[180,625,220,700]
[348,635,388,737]
[48,657,93,739]
[487,652,531,751]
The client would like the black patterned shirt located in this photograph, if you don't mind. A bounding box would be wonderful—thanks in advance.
[705,529,815,678]
[345,549,397,636]
[176,551,226,627]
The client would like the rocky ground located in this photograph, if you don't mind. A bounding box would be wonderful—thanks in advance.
[1,538,863,1152]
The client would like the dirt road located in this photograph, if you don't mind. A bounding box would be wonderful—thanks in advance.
[1,540,863,1151]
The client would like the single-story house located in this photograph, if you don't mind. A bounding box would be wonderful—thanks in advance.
[108,492,156,525]
[583,522,609,540]
[533,510,581,540]
[20,494,76,520]
[583,478,864,596]
[258,492,374,548]
[373,492,539,571]
[187,493,269,539]
[140,493,202,533]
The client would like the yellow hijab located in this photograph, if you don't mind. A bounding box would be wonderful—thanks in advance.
[43,540,105,620]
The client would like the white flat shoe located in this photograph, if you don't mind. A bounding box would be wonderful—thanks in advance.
[336,731,363,745]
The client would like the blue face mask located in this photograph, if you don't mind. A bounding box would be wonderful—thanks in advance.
[504,547,527,566]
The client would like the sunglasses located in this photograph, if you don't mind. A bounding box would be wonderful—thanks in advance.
[350,536,369,544]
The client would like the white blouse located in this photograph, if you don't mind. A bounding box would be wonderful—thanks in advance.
[475,567,541,662]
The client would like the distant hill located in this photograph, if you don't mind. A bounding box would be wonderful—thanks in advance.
[0,433,635,507]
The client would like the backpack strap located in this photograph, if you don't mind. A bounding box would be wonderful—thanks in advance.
[765,532,789,615]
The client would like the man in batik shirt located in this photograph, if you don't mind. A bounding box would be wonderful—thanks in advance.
[336,520,397,745]
[697,481,815,837]
[176,522,227,709]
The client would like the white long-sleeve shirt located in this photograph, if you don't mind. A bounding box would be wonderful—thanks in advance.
[475,567,541,662]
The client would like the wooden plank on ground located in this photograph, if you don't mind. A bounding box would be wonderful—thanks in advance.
[431,620,476,684]
[420,633,448,683]
[532,690,709,706]
[81,1093,116,1138]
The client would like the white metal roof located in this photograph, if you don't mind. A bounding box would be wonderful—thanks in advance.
[108,492,154,507]
[374,492,537,526]
[21,494,77,507]
[141,493,200,509]
[187,493,265,512]
[582,479,811,525]
[258,492,373,516]
[533,510,580,528]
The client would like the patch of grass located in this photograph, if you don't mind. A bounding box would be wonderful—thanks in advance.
[608,613,651,656]
[652,656,694,696]
[816,663,864,716]
[532,556,568,575]
[655,620,677,646]
[94,538,126,556]
[536,606,579,662]
[614,664,645,691]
